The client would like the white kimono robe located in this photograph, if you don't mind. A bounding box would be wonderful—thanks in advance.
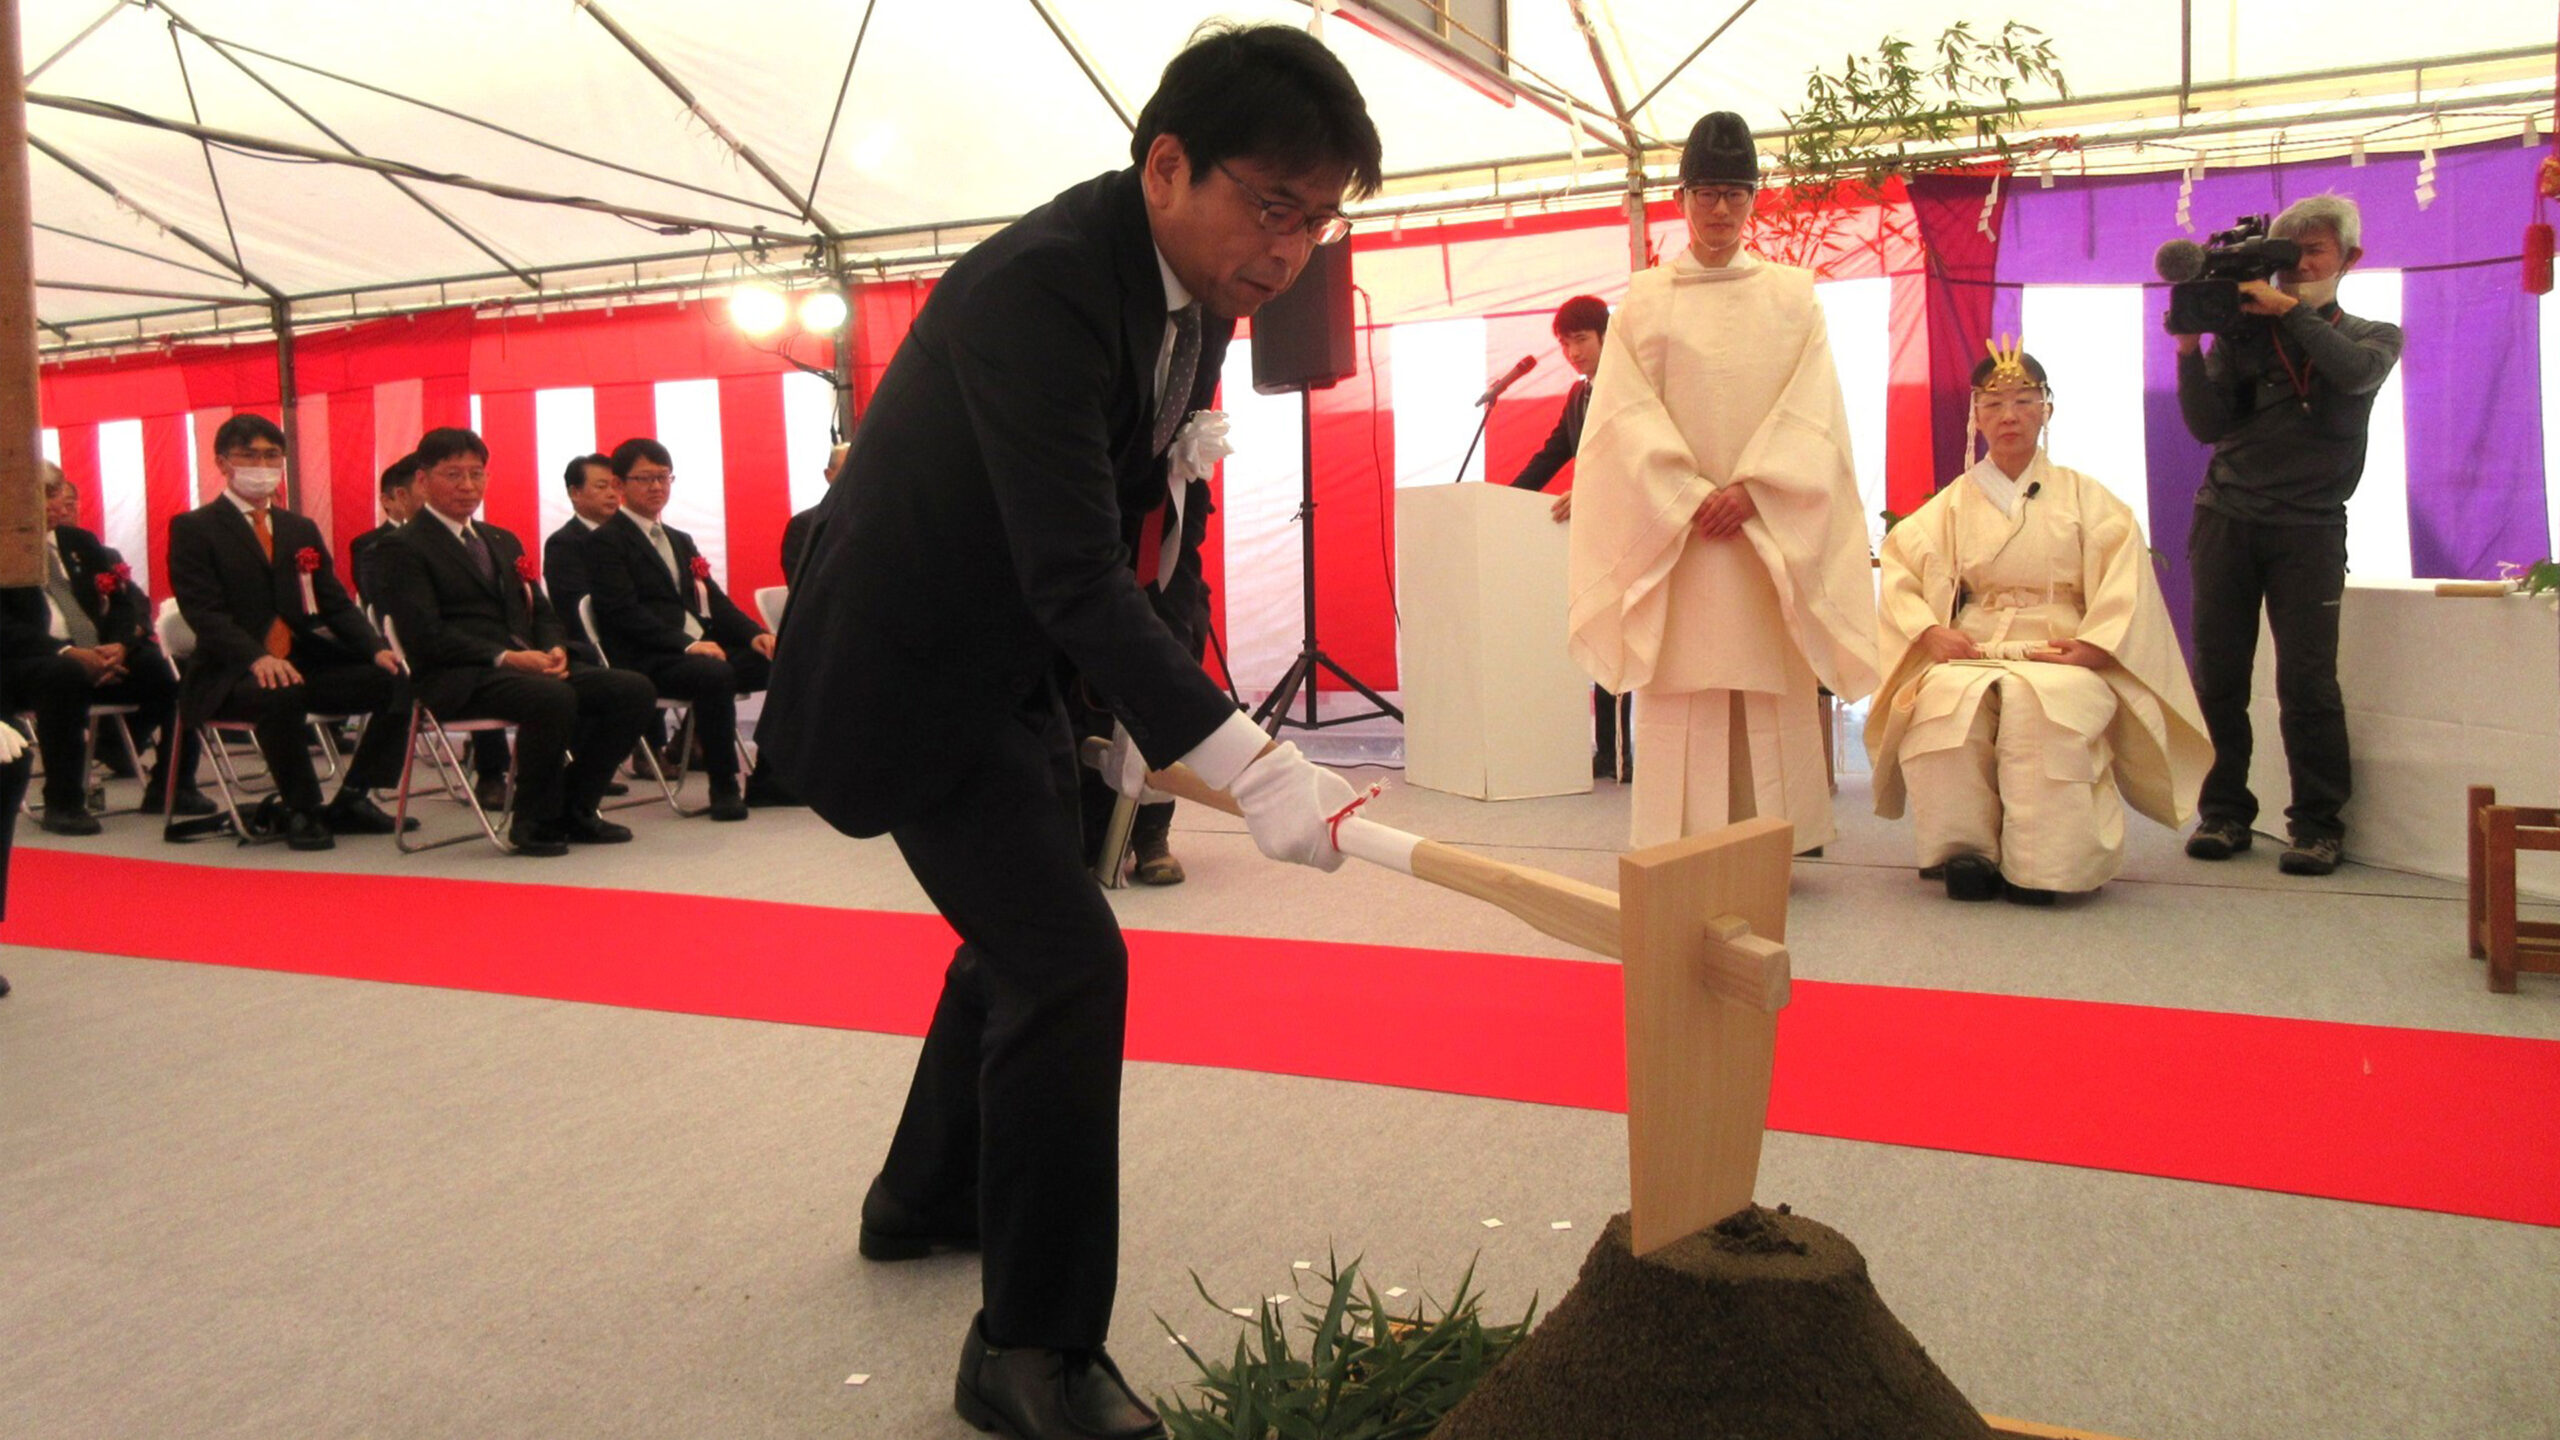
[1866,453,2211,892]
[1567,250,1879,850]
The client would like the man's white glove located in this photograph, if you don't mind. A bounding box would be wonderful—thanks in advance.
[1228,741,1355,872]
[0,723,24,765]
[1101,724,1167,803]
[1166,410,1234,485]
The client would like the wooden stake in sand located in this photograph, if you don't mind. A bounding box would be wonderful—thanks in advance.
[1138,758,1793,1257]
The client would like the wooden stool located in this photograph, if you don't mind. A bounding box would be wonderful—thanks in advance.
[2466,786,2560,994]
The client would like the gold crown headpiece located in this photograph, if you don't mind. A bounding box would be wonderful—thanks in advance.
[1979,334,2035,390]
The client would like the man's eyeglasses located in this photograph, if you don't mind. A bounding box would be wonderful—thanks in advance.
[224,448,288,465]
[1683,185,1756,213]
[1218,163,1352,245]
[622,471,676,486]
[426,465,487,484]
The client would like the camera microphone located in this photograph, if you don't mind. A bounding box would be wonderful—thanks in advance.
[2154,239,2207,283]
[2025,482,2040,499]
[1476,355,1537,406]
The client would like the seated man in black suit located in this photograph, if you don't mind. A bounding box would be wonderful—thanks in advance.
[6,465,207,833]
[347,453,421,604]
[543,453,619,663]
[166,413,414,850]
[371,427,656,857]
[586,437,775,822]
[778,440,850,589]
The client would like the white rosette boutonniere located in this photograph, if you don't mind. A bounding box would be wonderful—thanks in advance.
[1166,409,1233,486]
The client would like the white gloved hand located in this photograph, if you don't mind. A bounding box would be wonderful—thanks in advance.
[1100,725,1166,803]
[1228,741,1355,872]
[1166,410,1234,484]
[0,723,24,765]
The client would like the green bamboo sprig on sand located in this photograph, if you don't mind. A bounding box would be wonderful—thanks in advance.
[1155,1255,1536,1440]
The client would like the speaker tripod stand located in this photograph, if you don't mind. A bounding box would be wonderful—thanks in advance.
[1252,389,1401,734]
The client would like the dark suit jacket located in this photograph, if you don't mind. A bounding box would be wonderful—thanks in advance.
[371,512,568,714]
[585,510,764,665]
[761,166,1237,837]
[48,525,150,650]
[1507,380,1590,492]
[348,521,400,603]
[779,504,821,590]
[542,518,604,663]
[0,586,69,662]
[166,499,383,726]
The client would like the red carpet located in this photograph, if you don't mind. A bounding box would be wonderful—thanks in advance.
[8,847,2555,1228]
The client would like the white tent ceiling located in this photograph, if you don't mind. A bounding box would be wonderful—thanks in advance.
[25,0,2556,350]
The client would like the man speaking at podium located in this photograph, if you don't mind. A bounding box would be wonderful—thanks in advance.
[762,24,1380,1440]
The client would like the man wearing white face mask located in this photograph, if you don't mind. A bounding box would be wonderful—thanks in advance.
[2172,192,2404,878]
[166,414,415,850]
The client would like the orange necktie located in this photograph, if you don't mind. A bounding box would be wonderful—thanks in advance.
[251,509,292,659]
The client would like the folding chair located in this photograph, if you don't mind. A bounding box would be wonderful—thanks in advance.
[577,596,710,818]
[754,585,788,632]
[380,616,518,854]
[19,701,142,821]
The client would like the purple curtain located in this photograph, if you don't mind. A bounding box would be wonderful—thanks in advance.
[1999,139,2553,637]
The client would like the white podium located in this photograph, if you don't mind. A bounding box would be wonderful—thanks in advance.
[1395,483,1593,800]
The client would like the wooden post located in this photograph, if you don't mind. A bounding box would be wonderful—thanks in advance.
[0,0,47,587]
[1619,815,1795,1256]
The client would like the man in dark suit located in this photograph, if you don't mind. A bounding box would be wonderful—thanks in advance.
[370,427,656,858]
[1503,295,1631,779]
[762,26,1379,1440]
[584,438,772,822]
[777,440,849,589]
[347,453,421,604]
[8,466,205,833]
[166,413,413,850]
[542,452,618,664]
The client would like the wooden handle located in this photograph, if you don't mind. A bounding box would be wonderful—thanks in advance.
[2434,580,2513,597]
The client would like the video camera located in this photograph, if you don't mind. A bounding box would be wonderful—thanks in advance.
[2155,215,2303,334]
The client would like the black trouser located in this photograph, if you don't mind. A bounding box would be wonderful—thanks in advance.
[881,687,1128,1350]
[0,729,31,914]
[1594,684,1633,780]
[211,658,409,814]
[2189,508,2351,840]
[438,664,656,825]
[4,648,189,810]
[633,645,771,784]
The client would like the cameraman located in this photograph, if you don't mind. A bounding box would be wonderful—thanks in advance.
[2172,193,2403,877]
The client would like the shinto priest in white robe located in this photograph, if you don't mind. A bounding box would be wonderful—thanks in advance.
[1865,451,2211,892]
[1566,249,1880,850]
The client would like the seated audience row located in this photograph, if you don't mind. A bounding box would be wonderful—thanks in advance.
[9,417,783,857]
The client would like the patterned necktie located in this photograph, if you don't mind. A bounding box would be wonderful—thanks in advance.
[249,509,292,658]
[650,524,702,639]
[460,522,496,584]
[1152,302,1203,456]
[44,542,100,648]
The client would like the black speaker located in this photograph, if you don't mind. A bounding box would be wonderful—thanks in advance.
[1250,242,1357,394]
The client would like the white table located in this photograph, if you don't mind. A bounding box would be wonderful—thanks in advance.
[2247,579,2560,898]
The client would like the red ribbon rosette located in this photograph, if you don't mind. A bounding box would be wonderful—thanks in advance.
[514,554,541,613]
[688,554,712,614]
[295,546,321,573]
[292,547,321,612]
[94,562,129,598]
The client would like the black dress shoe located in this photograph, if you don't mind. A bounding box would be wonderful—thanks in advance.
[507,822,570,858]
[601,779,631,798]
[165,786,218,818]
[954,1314,1164,1440]
[562,812,633,845]
[1941,852,2003,902]
[324,791,416,835]
[285,808,337,852]
[0,971,10,998]
[707,785,749,822]
[38,808,102,837]
[859,1178,979,1261]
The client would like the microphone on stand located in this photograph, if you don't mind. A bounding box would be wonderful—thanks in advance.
[1475,354,1537,406]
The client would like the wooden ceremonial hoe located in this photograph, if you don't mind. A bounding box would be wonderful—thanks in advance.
[1139,756,1794,1258]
